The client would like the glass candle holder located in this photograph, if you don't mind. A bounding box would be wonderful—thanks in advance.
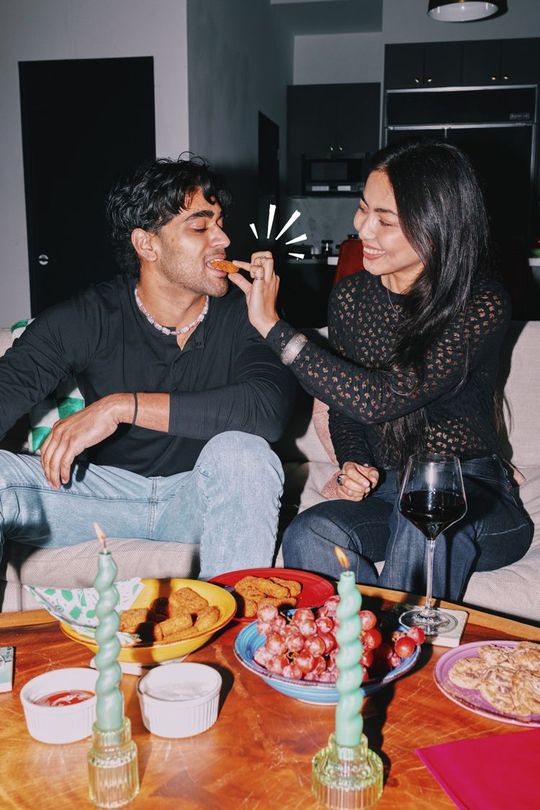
[312,732,383,809]
[88,717,139,808]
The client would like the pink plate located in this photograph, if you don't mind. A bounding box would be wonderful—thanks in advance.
[434,640,540,727]
[208,567,335,622]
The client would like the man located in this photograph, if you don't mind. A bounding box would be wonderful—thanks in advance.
[0,156,296,579]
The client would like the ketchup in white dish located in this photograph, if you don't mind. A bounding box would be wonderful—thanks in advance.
[34,689,94,707]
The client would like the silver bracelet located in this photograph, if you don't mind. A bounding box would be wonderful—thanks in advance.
[280,333,308,366]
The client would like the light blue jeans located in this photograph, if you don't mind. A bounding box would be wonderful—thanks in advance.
[0,431,284,580]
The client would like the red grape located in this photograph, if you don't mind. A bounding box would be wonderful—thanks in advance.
[311,655,327,676]
[362,627,383,650]
[254,645,272,667]
[282,662,303,680]
[296,650,315,674]
[319,632,336,654]
[305,635,325,657]
[284,627,305,652]
[406,626,426,645]
[292,608,315,624]
[394,635,416,659]
[253,594,422,685]
[316,616,334,634]
[317,595,339,618]
[360,648,374,669]
[258,603,278,623]
[359,609,377,630]
[266,633,287,655]
[297,619,317,638]
[266,654,288,674]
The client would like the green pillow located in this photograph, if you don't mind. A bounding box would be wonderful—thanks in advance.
[10,320,85,453]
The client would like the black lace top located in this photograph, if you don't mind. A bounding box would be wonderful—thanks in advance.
[266,272,510,469]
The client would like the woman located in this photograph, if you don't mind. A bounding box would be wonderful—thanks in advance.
[230,140,533,601]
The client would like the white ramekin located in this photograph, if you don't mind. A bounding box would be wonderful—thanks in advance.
[137,662,222,738]
[20,667,98,744]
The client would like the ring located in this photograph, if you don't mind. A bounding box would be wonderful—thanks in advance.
[254,274,264,281]
[336,473,345,486]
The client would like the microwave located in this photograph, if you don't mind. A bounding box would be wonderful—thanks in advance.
[302,154,365,194]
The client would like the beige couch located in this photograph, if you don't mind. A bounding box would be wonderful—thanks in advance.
[1,323,539,624]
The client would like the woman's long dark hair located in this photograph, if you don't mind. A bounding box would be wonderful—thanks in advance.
[370,140,493,466]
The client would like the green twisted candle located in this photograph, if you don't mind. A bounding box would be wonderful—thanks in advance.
[94,527,124,732]
[335,570,364,747]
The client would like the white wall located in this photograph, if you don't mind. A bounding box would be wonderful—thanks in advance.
[294,0,540,84]
[0,0,189,323]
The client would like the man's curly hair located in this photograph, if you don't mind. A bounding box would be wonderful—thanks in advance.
[106,154,231,273]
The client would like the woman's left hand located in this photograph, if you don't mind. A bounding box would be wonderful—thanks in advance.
[228,251,280,338]
[336,462,379,502]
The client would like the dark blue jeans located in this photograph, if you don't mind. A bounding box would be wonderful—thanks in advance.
[282,455,533,601]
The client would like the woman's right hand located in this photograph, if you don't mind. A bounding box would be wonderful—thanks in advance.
[336,461,379,501]
[228,251,280,338]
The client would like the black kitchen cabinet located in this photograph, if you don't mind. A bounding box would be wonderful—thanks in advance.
[384,42,462,89]
[462,38,539,86]
[287,83,380,194]
[385,39,539,91]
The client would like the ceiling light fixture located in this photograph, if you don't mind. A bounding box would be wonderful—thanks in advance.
[427,1,501,22]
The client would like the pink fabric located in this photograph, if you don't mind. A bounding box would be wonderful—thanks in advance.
[321,469,341,500]
[312,398,337,464]
[311,399,340,499]
[416,728,540,809]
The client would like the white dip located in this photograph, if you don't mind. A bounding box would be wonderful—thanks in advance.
[145,680,210,701]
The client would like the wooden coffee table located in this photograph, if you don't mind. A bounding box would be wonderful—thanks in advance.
[1,587,538,810]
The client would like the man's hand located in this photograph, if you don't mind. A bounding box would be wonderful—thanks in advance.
[40,394,131,488]
[336,461,379,502]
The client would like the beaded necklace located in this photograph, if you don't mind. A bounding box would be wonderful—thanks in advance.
[135,287,209,336]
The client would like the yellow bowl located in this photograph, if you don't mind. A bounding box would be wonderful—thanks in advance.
[60,578,237,665]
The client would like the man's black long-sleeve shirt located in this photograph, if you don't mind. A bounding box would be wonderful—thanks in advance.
[0,275,297,476]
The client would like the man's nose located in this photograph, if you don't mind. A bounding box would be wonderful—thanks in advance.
[211,223,230,248]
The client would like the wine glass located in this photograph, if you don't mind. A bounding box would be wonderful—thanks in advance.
[398,452,467,635]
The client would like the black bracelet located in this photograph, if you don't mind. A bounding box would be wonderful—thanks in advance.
[132,392,138,425]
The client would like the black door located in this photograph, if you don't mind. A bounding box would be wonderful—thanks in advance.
[19,57,156,315]
[257,111,280,242]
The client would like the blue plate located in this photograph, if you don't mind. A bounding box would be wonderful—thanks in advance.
[234,620,421,704]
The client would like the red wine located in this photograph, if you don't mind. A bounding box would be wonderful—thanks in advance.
[399,489,466,540]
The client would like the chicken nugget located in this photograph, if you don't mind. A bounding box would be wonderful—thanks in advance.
[170,587,209,614]
[258,596,297,609]
[254,576,290,598]
[234,576,260,595]
[135,621,164,644]
[161,626,198,642]
[241,597,259,618]
[194,605,220,631]
[270,576,302,598]
[119,608,150,633]
[236,575,289,598]
[235,581,264,600]
[210,259,238,274]
[158,612,193,637]
[148,596,170,620]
